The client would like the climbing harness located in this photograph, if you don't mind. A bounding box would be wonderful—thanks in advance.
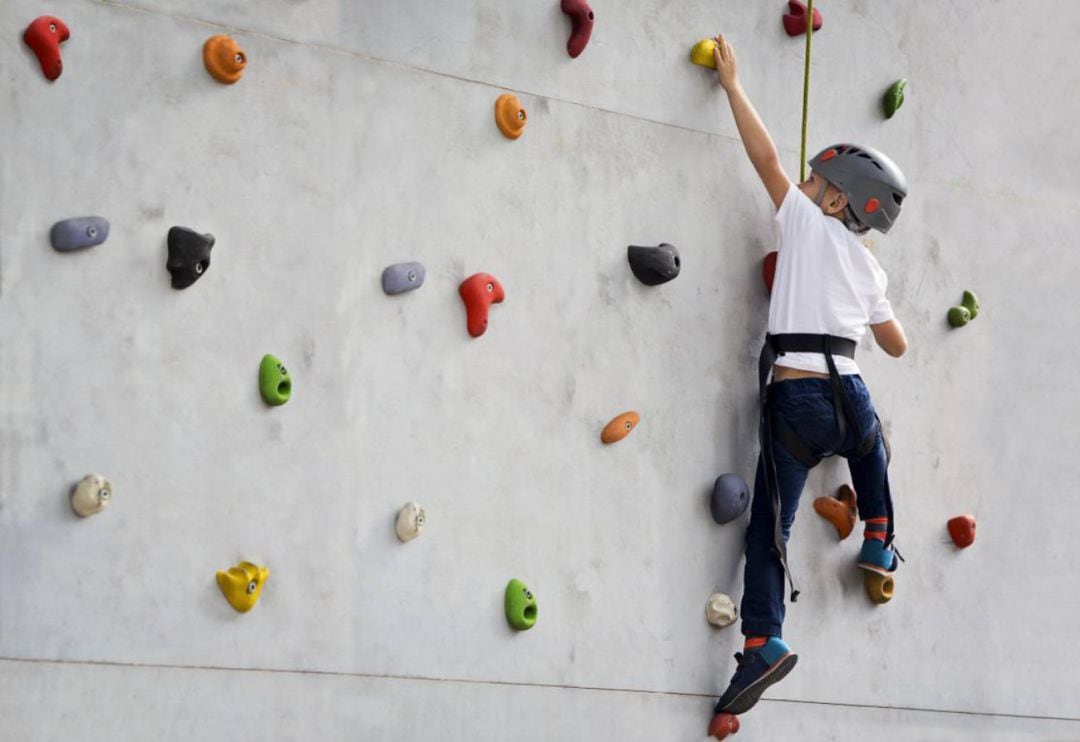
[757,333,900,601]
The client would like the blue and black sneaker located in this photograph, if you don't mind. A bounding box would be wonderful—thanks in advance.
[713,637,798,715]
[857,538,899,576]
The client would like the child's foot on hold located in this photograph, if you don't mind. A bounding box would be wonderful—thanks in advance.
[714,637,798,715]
[857,537,899,576]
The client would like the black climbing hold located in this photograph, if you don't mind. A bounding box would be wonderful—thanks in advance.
[627,243,681,286]
[50,216,110,252]
[381,261,426,295]
[710,473,750,524]
[166,226,215,289]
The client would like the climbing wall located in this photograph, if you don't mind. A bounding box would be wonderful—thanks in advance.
[2,1,1079,739]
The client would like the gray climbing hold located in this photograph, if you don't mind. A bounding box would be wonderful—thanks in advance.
[167,226,215,290]
[628,243,681,286]
[50,216,110,252]
[710,473,750,524]
[381,262,426,295]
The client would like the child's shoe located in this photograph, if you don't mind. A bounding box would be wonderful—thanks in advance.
[857,537,899,576]
[713,637,798,715]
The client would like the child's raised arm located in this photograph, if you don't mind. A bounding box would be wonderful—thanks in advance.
[713,35,791,210]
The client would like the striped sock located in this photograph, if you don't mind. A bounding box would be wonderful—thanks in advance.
[863,517,888,541]
[744,636,768,652]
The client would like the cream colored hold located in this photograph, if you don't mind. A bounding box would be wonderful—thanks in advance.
[71,474,112,517]
[395,501,426,542]
[705,592,737,628]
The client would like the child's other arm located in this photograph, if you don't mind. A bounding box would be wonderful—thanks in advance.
[713,35,791,210]
[870,319,908,357]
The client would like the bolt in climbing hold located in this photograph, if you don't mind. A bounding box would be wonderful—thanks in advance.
[601,411,639,444]
[961,290,980,320]
[395,502,426,542]
[627,243,681,286]
[23,16,70,81]
[166,226,214,290]
[216,561,269,613]
[883,79,907,119]
[864,572,893,605]
[762,251,778,294]
[494,94,527,140]
[203,35,247,85]
[705,593,738,628]
[381,262,426,295]
[71,474,112,517]
[782,0,822,37]
[504,578,538,630]
[947,305,971,328]
[710,473,750,524]
[812,484,858,540]
[458,273,505,338]
[690,39,718,69]
[259,354,292,406]
[50,217,110,252]
[947,514,976,548]
[707,712,740,740]
[560,0,595,59]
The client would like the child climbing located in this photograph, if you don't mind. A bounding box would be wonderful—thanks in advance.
[708,35,909,717]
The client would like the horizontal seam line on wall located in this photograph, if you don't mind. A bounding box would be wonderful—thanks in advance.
[3,656,1078,724]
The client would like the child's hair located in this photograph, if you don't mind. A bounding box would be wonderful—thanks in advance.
[808,144,908,234]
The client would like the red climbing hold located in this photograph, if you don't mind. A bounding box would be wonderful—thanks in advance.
[782,1,823,37]
[23,16,70,81]
[708,712,740,740]
[947,515,976,548]
[561,0,595,58]
[459,273,505,338]
[763,251,778,294]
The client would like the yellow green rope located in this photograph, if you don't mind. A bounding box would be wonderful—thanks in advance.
[799,0,814,181]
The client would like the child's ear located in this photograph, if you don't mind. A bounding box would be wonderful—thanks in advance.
[828,191,849,215]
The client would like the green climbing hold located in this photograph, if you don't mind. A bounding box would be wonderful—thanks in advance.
[259,354,292,406]
[947,305,971,328]
[883,79,907,119]
[961,290,980,320]
[504,578,538,631]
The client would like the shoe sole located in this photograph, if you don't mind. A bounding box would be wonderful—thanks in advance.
[857,562,896,577]
[717,653,798,716]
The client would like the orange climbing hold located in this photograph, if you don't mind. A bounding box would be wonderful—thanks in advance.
[494,93,527,140]
[813,484,858,540]
[203,35,247,84]
[708,712,740,740]
[601,411,639,444]
[458,273,505,338]
[947,514,976,548]
[762,251,778,294]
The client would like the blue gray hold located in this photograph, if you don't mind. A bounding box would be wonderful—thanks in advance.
[627,243,680,286]
[710,473,750,524]
[381,261,426,295]
[50,216,110,252]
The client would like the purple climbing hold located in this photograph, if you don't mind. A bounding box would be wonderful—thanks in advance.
[381,262,426,295]
[710,473,750,524]
[50,216,109,252]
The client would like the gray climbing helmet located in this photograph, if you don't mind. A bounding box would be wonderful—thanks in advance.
[808,143,908,234]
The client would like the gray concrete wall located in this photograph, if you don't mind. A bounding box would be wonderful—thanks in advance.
[1,1,1077,740]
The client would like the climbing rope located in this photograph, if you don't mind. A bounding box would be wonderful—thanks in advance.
[799,0,814,181]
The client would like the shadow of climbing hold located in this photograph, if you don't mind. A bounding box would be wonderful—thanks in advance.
[812,484,857,540]
[690,39,718,69]
[459,273,505,338]
[601,411,639,444]
[216,561,269,613]
[71,474,112,517]
[50,217,109,252]
[782,0,822,37]
[710,473,750,524]
[628,243,680,286]
[864,572,893,604]
[763,251,778,294]
[494,94,527,140]
[560,0,594,58]
[166,226,214,290]
[947,305,971,328]
[382,262,426,295]
[961,290,980,320]
[395,502,426,542]
[705,593,737,628]
[259,354,291,406]
[203,35,247,84]
[947,514,976,548]
[708,712,740,740]
[883,79,907,119]
[505,578,538,630]
[24,16,69,81]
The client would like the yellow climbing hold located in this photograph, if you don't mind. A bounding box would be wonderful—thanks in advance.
[690,39,718,69]
[216,560,269,613]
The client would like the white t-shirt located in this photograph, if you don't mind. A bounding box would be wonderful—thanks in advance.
[768,184,894,375]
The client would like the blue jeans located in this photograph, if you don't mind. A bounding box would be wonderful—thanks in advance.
[740,375,889,638]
